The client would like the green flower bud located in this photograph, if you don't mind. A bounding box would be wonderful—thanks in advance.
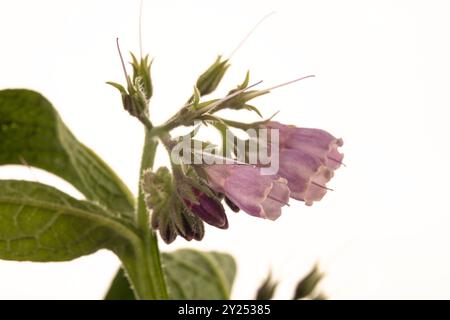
[192,71,266,117]
[292,264,325,300]
[151,199,204,244]
[107,41,153,120]
[130,53,153,101]
[142,167,172,211]
[193,56,230,98]
[255,272,278,300]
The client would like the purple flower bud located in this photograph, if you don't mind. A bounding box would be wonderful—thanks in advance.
[200,164,290,220]
[183,188,228,229]
[263,121,344,205]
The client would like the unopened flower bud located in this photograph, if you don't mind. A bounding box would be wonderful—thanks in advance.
[174,166,229,229]
[255,272,278,300]
[293,264,324,300]
[194,56,230,98]
[142,167,205,244]
[130,53,153,100]
[182,188,228,229]
[107,41,153,120]
[142,167,172,211]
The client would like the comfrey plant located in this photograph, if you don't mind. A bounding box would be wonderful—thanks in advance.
[107,44,343,241]
[0,34,342,300]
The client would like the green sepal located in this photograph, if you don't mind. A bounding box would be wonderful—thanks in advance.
[192,86,201,108]
[130,52,153,100]
[105,81,127,94]
[236,70,250,90]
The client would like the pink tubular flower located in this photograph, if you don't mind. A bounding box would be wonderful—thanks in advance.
[199,164,290,220]
[263,121,344,206]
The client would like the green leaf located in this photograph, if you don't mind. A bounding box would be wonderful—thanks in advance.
[104,267,135,300]
[0,180,138,262]
[0,89,135,216]
[243,104,263,118]
[163,249,236,299]
[236,70,250,90]
[105,249,237,300]
[105,81,127,95]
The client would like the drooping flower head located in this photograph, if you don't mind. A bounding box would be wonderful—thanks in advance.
[262,121,344,206]
[107,39,345,247]
[265,121,344,169]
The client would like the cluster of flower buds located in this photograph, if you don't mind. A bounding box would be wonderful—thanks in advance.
[109,48,344,244]
[107,39,153,121]
[141,167,205,243]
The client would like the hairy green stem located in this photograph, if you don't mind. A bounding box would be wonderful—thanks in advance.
[122,127,169,300]
[136,127,156,229]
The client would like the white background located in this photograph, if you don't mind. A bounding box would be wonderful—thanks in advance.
[0,0,450,299]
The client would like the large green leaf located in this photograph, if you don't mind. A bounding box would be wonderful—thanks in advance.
[0,180,138,262]
[104,267,136,300]
[0,89,135,216]
[105,249,237,300]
